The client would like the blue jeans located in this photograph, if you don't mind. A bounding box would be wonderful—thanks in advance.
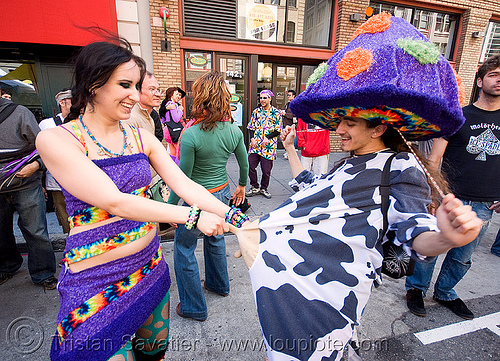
[492,228,500,257]
[405,200,493,300]
[174,184,231,319]
[0,184,56,283]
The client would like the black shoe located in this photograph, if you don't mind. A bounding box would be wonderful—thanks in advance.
[0,272,14,286]
[406,288,426,317]
[433,296,474,319]
[40,276,58,290]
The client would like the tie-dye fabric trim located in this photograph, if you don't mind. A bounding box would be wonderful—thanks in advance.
[57,246,163,343]
[309,105,441,138]
[68,185,149,228]
[63,221,155,264]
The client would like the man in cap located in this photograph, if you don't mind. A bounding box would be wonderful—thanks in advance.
[39,88,72,234]
[246,89,282,199]
[405,54,500,320]
[0,94,57,289]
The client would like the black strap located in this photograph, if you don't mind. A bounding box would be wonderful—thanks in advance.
[54,114,62,126]
[0,103,19,125]
[380,153,397,238]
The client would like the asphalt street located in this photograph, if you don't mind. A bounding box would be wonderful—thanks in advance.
[2,150,499,360]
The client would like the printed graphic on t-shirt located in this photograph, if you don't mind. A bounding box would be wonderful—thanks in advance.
[466,128,500,161]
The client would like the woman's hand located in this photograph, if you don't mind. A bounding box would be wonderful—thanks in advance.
[197,211,228,236]
[250,138,257,148]
[231,185,246,207]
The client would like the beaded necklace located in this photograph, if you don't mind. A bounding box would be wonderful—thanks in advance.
[79,116,132,158]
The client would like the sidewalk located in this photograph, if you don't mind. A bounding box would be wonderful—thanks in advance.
[2,149,499,360]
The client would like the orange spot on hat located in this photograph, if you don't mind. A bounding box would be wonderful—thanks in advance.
[337,48,373,81]
[351,12,392,40]
[452,68,466,105]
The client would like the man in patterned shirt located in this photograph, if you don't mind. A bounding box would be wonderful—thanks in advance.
[246,89,282,199]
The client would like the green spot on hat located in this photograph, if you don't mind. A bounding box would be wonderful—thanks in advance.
[397,38,441,65]
[306,62,328,87]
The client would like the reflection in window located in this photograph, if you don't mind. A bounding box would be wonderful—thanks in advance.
[481,22,500,62]
[369,1,457,60]
[238,0,333,47]
[0,62,43,119]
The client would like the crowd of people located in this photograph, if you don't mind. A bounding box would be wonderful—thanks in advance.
[0,11,498,361]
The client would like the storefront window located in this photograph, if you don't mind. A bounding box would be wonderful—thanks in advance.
[370,1,458,60]
[237,0,333,47]
[184,51,213,118]
[480,21,500,62]
[0,62,43,120]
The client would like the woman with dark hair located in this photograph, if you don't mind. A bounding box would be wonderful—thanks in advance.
[168,70,249,321]
[36,41,247,360]
[159,86,186,161]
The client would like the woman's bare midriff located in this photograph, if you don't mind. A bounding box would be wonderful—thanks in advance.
[68,217,156,273]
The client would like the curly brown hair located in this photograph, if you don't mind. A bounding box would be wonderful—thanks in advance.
[190,70,233,131]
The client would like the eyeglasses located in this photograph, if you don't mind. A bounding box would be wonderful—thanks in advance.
[260,97,269,100]
[148,87,164,96]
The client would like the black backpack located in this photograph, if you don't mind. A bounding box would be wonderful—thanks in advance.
[379,153,415,279]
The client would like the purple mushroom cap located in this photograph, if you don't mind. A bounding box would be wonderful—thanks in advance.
[290,14,465,141]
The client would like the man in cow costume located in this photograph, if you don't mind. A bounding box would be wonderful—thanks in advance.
[234,13,482,361]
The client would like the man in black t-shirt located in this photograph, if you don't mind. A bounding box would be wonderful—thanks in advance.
[405,54,500,320]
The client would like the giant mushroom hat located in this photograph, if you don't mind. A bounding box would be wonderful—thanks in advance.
[290,12,466,141]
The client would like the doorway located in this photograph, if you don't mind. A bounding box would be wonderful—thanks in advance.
[257,62,299,111]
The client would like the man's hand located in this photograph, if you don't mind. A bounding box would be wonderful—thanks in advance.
[250,138,257,148]
[436,194,482,248]
[16,162,39,178]
[280,125,296,149]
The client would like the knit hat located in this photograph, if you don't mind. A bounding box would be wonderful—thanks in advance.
[55,89,72,103]
[290,13,466,141]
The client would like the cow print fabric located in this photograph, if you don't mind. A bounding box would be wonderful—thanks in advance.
[248,151,439,360]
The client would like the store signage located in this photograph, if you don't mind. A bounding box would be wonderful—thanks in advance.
[188,55,208,67]
[246,4,277,42]
[230,93,242,103]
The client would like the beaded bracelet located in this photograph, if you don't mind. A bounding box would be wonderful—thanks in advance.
[185,205,201,230]
[225,205,249,228]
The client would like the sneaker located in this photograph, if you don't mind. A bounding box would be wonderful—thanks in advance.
[0,272,14,286]
[260,189,272,199]
[40,276,58,291]
[406,288,426,317]
[245,187,260,197]
[433,296,474,319]
[283,152,288,159]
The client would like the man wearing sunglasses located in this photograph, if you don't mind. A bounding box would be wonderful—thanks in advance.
[246,89,282,199]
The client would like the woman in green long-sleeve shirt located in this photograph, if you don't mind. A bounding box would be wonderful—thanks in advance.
[168,70,249,321]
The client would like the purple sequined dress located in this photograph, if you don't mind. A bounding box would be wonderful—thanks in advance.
[51,153,170,361]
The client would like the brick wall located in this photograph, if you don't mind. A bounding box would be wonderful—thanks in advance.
[148,0,499,152]
[149,0,182,89]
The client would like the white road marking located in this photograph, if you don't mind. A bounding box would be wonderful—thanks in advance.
[414,311,500,345]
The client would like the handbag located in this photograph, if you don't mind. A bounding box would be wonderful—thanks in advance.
[164,110,184,143]
[379,153,415,279]
[229,197,251,213]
